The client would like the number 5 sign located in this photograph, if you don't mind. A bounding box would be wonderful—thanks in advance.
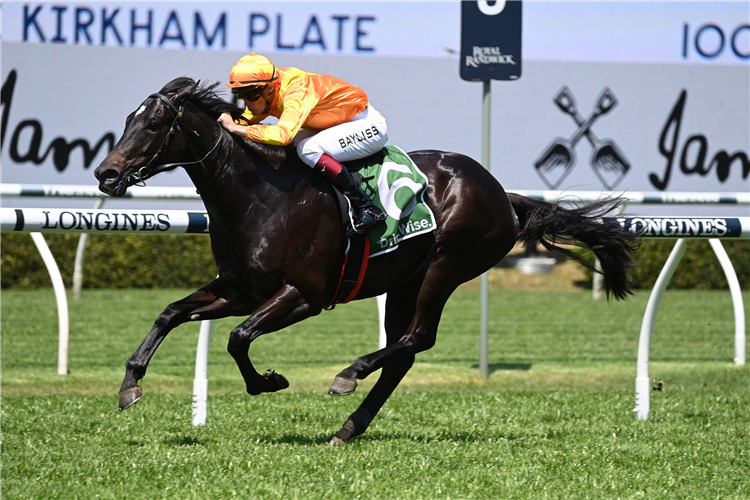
[460,0,523,81]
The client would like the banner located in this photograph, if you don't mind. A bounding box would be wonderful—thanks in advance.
[2,1,748,215]
[3,1,747,65]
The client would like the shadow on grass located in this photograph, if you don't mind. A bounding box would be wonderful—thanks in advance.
[330,430,527,445]
[251,430,529,447]
[247,433,334,446]
[163,435,205,446]
[470,362,532,375]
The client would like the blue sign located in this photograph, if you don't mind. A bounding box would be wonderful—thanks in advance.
[460,1,522,81]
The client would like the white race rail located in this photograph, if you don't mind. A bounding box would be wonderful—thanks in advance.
[29,232,70,375]
[606,216,750,421]
[0,183,201,200]
[1,206,214,424]
[611,220,749,422]
[1,184,201,297]
[1,207,211,234]
[3,185,748,426]
[7,184,748,204]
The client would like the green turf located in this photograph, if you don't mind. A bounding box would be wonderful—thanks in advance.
[2,288,749,499]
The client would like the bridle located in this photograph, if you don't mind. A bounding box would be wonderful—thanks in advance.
[117,90,227,193]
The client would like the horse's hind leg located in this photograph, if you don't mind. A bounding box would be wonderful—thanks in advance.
[328,283,419,444]
[119,277,255,410]
[330,231,513,397]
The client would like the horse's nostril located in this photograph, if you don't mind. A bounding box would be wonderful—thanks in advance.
[95,167,119,182]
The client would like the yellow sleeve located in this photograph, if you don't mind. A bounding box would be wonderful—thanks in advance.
[239,109,264,125]
[245,77,319,146]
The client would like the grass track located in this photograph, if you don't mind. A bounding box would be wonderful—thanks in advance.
[2,287,749,499]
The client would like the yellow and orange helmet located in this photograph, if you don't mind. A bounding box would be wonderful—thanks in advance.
[226,53,279,89]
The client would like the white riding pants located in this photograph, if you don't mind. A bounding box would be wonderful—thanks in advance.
[295,104,388,168]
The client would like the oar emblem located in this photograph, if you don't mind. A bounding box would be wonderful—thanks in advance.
[534,86,631,189]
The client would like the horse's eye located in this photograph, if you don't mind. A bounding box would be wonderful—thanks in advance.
[147,120,160,131]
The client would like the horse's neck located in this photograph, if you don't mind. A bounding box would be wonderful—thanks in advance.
[192,135,287,227]
[177,113,318,231]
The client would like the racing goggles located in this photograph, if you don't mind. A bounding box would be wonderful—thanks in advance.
[233,85,266,102]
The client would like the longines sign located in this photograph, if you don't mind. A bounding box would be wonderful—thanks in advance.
[1,208,211,234]
[606,217,749,238]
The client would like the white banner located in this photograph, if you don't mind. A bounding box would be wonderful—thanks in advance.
[2,1,748,64]
[2,1,748,215]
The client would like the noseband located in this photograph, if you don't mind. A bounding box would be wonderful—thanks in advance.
[118,91,225,192]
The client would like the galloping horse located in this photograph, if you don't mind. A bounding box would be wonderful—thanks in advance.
[95,78,638,444]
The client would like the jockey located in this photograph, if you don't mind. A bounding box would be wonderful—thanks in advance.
[218,53,387,236]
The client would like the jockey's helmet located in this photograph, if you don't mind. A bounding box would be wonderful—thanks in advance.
[226,53,278,89]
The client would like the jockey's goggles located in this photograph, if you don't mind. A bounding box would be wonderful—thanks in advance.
[233,85,266,102]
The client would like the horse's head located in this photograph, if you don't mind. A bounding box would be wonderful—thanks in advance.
[95,79,199,197]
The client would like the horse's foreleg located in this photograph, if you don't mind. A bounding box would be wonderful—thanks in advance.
[227,284,321,396]
[119,279,253,410]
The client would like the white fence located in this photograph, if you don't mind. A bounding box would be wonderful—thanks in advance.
[1,184,201,200]
[2,185,748,425]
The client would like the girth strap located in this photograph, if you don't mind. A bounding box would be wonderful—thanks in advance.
[325,234,370,309]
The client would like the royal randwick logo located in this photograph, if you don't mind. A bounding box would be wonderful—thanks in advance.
[465,46,516,68]
[534,86,631,190]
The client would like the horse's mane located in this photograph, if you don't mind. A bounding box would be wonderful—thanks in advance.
[159,77,290,166]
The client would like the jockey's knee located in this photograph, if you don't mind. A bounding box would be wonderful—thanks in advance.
[296,137,322,168]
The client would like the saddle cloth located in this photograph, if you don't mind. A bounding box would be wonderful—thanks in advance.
[346,145,436,258]
[325,146,436,307]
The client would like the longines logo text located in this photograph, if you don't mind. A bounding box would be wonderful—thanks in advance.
[615,217,740,238]
[42,211,172,231]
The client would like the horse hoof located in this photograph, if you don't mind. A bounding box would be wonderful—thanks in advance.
[262,370,289,392]
[119,386,142,411]
[326,435,348,446]
[328,375,357,396]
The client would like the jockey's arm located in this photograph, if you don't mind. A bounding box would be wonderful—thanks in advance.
[217,112,250,138]
[245,83,318,146]
[218,78,319,146]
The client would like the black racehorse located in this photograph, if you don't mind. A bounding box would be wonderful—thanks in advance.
[95,78,638,444]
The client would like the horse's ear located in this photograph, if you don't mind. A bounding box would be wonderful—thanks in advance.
[174,80,200,105]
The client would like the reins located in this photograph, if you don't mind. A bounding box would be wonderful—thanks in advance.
[121,91,228,192]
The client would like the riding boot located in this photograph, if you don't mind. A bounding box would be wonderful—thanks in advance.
[315,154,386,237]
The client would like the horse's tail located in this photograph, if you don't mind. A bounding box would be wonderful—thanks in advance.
[507,193,640,300]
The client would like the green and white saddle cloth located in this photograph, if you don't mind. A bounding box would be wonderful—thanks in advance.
[347,145,436,257]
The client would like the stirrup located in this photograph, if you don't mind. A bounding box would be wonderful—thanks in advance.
[352,209,385,234]
[365,206,387,222]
